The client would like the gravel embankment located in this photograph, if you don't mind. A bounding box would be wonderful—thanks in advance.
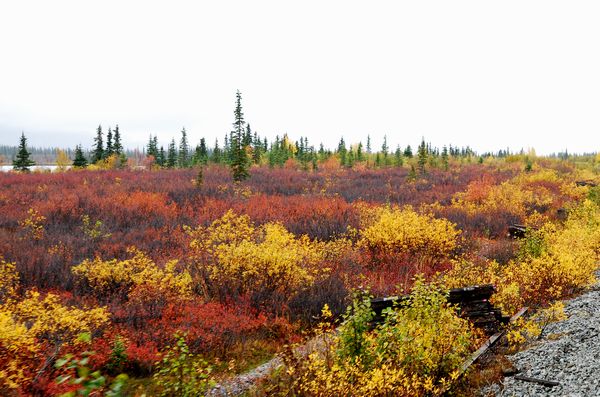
[484,278,600,397]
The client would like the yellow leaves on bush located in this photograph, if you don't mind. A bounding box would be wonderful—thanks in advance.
[73,248,192,300]
[0,310,36,390]
[0,288,109,390]
[187,210,325,300]
[444,199,600,314]
[507,301,566,351]
[19,208,45,240]
[186,210,255,254]
[213,223,321,297]
[10,291,109,344]
[452,170,561,218]
[271,279,473,397]
[0,258,18,304]
[357,205,459,263]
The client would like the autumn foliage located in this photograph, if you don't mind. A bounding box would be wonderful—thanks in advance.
[0,159,598,395]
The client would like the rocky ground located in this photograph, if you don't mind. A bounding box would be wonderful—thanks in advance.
[209,278,600,397]
[483,279,600,397]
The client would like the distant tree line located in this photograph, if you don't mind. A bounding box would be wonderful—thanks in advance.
[7,90,553,175]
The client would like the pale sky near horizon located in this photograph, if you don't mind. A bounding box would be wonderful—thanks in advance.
[1,1,599,154]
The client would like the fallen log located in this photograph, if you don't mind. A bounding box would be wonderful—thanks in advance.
[514,374,559,387]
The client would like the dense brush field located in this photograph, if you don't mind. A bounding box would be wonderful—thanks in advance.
[2,157,600,396]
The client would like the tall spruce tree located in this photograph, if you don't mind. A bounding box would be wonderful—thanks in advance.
[167,138,177,168]
[147,135,159,159]
[157,146,166,167]
[72,145,88,168]
[178,127,189,168]
[92,125,104,163]
[12,132,35,171]
[441,146,449,171]
[195,138,208,165]
[357,142,364,162]
[394,145,403,167]
[243,124,252,147]
[105,127,114,158]
[230,90,250,182]
[417,137,428,174]
[113,124,123,155]
[211,138,222,163]
[381,135,389,158]
[252,132,262,164]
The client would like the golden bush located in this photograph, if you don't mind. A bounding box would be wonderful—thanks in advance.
[357,205,460,264]
[73,248,193,300]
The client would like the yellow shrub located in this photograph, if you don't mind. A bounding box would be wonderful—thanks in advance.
[268,279,473,397]
[11,291,109,344]
[19,208,45,240]
[73,248,192,299]
[212,223,322,297]
[0,309,37,390]
[358,206,459,263]
[187,211,325,304]
[0,291,109,391]
[0,258,18,304]
[444,199,600,314]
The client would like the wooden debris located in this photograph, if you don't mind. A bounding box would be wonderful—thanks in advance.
[514,374,560,387]
[371,284,509,334]
[508,224,528,239]
[575,180,597,187]
[458,307,528,376]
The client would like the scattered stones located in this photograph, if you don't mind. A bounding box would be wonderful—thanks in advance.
[483,273,600,396]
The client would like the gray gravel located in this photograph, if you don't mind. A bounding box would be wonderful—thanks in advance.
[484,279,600,397]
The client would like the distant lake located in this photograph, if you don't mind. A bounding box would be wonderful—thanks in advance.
[0,165,69,172]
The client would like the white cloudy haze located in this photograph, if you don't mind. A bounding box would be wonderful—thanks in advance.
[1,0,599,154]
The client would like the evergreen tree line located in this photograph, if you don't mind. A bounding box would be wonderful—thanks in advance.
[6,91,530,175]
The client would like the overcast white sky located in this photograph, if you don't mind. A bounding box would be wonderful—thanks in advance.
[1,1,599,154]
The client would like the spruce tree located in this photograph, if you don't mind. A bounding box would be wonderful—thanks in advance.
[381,135,389,159]
[403,145,413,158]
[147,135,159,159]
[252,133,262,164]
[167,138,177,168]
[357,142,364,162]
[113,124,123,155]
[441,146,449,171]
[72,145,88,168]
[12,132,35,171]
[157,147,166,167]
[230,90,250,182]
[394,145,403,167]
[211,139,222,164]
[243,124,252,147]
[105,127,114,158]
[337,137,347,166]
[178,127,189,168]
[92,125,104,163]
[194,138,208,165]
[417,137,428,174]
